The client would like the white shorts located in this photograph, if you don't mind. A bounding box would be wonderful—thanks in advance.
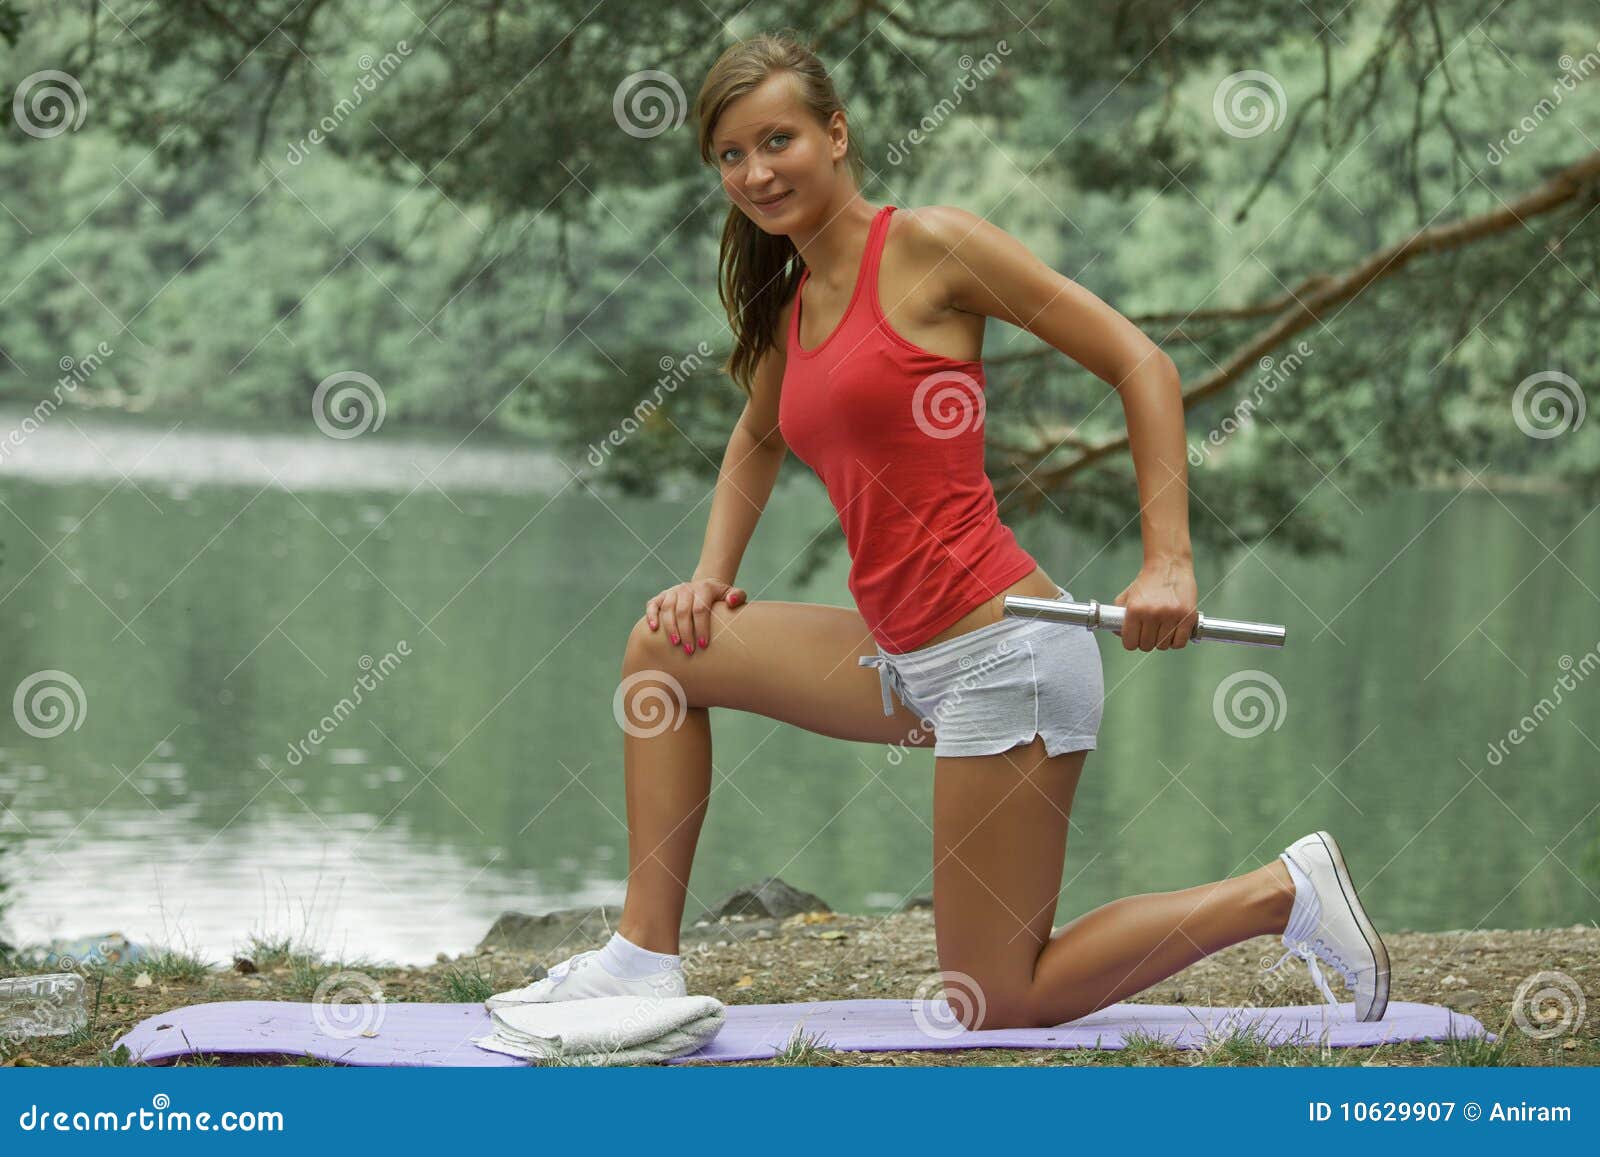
[859,585,1104,758]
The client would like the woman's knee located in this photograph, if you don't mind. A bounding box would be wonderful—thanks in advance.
[625,610,699,670]
[954,991,1042,1032]
[625,614,664,667]
[625,601,745,666]
[933,969,1042,1031]
[622,607,737,708]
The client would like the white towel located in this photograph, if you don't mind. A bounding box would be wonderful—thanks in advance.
[471,993,725,1066]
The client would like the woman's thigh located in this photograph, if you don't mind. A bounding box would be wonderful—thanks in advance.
[626,599,935,748]
[930,739,1087,1024]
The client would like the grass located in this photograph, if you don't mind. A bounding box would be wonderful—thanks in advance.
[1,902,1592,1069]
[769,1027,845,1066]
[436,957,496,1003]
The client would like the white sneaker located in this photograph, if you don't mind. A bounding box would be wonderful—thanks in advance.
[1263,831,1391,1022]
[484,948,687,1009]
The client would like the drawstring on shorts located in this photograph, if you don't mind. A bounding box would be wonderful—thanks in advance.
[858,652,914,717]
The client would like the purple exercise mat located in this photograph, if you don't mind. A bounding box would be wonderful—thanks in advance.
[113,998,1493,1066]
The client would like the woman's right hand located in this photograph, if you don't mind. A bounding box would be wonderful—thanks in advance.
[646,578,747,655]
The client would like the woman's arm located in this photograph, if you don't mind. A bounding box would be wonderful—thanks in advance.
[910,205,1198,651]
[691,330,790,588]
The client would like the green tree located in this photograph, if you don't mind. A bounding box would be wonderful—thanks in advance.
[1,0,1595,574]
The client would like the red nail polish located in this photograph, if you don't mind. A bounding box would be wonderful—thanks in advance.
[698,637,707,648]
[684,643,693,654]
[670,634,679,645]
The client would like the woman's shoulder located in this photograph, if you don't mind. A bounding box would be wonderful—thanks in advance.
[883,204,996,302]
[889,204,989,258]
[892,204,1037,277]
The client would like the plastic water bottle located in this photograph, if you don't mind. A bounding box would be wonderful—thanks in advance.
[0,973,89,1043]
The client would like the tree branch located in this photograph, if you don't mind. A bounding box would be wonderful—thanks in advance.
[999,148,1600,513]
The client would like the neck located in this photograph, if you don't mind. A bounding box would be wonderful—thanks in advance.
[791,196,879,285]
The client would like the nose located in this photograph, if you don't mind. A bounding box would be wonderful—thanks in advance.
[741,155,774,187]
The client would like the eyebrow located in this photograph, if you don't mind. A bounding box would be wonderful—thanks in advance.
[715,121,790,150]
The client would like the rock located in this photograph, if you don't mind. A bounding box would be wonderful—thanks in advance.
[901,894,933,911]
[680,917,784,947]
[475,879,832,959]
[232,956,257,974]
[695,877,830,924]
[475,906,624,954]
[435,952,450,964]
[1446,990,1485,1011]
[34,932,147,968]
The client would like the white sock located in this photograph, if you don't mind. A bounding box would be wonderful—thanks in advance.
[596,929,681,979]
[1279,852,1321,942]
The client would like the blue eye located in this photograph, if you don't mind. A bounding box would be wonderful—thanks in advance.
[720,133,788,165]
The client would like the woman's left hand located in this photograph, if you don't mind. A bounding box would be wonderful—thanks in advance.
[1111,556,1199,652]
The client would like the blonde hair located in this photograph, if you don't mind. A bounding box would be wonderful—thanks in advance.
[694,29,865,395]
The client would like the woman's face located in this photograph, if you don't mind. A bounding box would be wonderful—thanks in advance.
[711,73,840,231]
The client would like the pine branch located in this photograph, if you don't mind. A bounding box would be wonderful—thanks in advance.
[1000,147,1600,514]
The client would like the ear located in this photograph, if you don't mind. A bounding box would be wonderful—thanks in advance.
[828,110,848,159]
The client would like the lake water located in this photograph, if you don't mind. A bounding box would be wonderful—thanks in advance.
[1,408,1596,966]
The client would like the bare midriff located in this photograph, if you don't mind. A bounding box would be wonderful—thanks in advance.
[913,566,1061,648]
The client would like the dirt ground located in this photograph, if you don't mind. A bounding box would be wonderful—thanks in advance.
[3,910,1595,1067]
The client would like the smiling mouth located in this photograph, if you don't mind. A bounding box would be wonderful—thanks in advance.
[752,191,791,207]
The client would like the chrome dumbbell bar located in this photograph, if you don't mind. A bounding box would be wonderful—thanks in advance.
[1002,593,1287,648]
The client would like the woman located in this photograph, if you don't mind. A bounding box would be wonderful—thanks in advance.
[489,31,1389,1029]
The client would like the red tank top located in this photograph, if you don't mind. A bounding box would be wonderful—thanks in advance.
[778,204,1039,653]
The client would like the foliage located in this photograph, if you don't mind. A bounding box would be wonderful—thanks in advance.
[0,0,1596,571]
